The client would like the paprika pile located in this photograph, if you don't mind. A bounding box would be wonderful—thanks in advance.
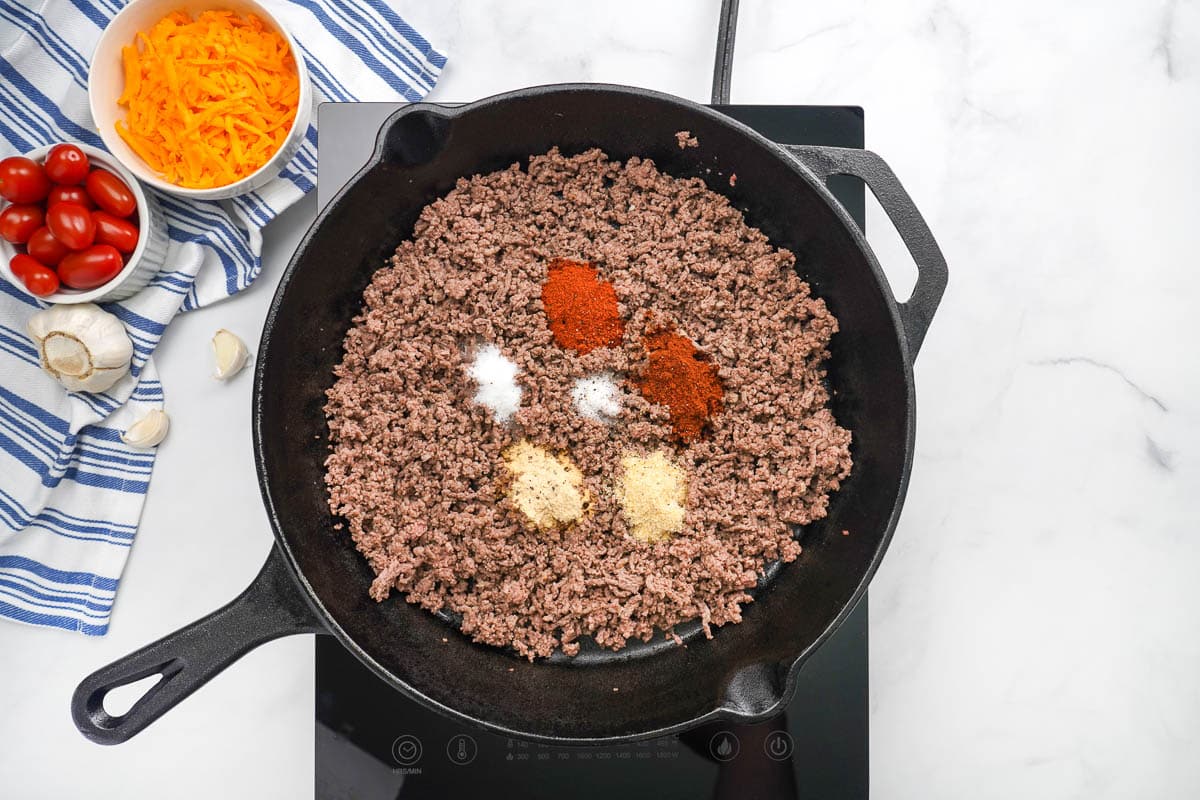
[540,259,624,354]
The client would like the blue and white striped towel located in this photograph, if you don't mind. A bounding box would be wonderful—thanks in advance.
[0,0,444,635]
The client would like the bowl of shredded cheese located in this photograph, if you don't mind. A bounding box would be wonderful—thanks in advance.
[88,0,312,200]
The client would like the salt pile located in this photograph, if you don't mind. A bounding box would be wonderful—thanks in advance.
[571,373,621,422]
[467,344,521,421]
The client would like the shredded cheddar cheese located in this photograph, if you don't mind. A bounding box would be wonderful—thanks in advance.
[115,10,300,189]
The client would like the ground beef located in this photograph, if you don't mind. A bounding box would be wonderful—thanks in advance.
[675,130,699,149]
[324,148,852,659]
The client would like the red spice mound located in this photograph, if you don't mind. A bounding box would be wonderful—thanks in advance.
[638,327,723,442]
[540,259,624,354]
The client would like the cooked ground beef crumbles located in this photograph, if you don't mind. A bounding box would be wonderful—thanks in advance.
[675,130,699,149]
[324,148,852,659]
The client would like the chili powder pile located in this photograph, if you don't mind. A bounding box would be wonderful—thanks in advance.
[637,327,723,442]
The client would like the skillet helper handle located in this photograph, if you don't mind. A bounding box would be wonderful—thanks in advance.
[71,546,324,745]
[783,145,948,360]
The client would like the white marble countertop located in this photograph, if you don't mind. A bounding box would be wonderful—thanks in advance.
[3,0,1198,797]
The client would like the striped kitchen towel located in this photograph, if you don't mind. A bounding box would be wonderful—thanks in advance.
[0,0,444,635]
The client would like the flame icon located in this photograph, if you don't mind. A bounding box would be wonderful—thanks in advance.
[709,731,739,761]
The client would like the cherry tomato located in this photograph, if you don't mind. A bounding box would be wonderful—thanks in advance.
[91,211,140,254]
[26,226,71,267]
[0,156,51,204]
[0,204,45,244]
[9,253,41,280]
[85,169,136,218]
[10,255,59,296]
[47,184,95,210]
[43,143,89,185]
[46,202,95,250]
[57,244,123,289]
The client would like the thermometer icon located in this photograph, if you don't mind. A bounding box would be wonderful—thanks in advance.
[447,734,478,765]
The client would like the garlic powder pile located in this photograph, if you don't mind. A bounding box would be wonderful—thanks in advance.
[618,450,687,542]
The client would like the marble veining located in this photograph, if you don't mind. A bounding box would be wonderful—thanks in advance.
[1,1,1198,798]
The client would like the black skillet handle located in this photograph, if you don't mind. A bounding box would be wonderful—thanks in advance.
[71,546,325,745]
[784,145,948,361]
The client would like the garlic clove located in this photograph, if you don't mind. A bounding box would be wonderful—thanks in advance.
[27,304,133,393]
[121,409,170,449]
[212,328,249,380]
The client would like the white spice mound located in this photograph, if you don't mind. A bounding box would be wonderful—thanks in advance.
[571,373,621,422]
[467,344,521,422]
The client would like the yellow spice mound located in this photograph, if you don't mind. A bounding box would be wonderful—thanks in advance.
[503,441,590,529]
[618,450,688,543]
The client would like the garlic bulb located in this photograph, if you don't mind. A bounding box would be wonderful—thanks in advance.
[212,328,249,380]
[27,304,133,393]
[121,409,169,449]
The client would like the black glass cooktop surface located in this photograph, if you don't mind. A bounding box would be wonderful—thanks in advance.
[315,102,868,800]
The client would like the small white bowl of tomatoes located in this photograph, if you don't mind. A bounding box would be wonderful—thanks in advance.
[0,142,168,303]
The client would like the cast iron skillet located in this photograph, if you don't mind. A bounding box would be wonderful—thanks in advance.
[72,84,947,745]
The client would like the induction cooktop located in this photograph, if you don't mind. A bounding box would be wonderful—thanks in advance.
[314,101,868,800]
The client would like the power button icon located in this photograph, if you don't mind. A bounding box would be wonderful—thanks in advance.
[764,731,794,761]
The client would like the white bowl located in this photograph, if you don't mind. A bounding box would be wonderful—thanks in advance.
[0,144,169,304]
[88,0,312,201]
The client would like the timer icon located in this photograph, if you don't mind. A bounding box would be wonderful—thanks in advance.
[391,735,423,766]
